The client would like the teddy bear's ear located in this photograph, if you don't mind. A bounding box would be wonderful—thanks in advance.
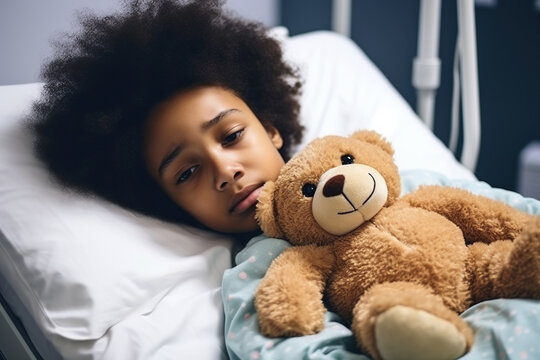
[351,130,394,156]
[255,181,284,238]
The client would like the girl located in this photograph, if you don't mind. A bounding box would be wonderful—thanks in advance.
[31,0,304,235]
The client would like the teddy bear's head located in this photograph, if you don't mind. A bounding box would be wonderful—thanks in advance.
[256,130,401,246]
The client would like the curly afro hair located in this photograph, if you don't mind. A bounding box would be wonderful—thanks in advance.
[30,0,303,227]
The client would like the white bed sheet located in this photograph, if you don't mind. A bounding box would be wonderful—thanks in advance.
[0,30,474,360]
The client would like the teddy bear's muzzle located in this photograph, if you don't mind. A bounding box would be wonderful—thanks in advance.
[312,164,388,235]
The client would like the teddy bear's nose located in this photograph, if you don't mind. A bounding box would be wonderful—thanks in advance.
[323,174,345,197]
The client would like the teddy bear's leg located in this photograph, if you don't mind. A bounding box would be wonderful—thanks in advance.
[351,281,473,360]
[468,216,540,302]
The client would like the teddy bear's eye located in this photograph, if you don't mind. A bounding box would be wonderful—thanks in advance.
[302,183,317,197]
[341,154,355,165]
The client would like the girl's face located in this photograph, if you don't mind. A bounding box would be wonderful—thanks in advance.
[144,86,285,233]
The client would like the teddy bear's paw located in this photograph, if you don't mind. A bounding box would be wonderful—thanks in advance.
[258,307,325,338]
[256,296,326,338]
[512,216,540,253]
[496,216,540,299]
[374,305,467,360]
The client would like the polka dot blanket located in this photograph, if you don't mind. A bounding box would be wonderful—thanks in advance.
[222,170,540,360]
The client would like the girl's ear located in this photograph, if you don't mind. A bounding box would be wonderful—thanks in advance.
[266,125,283,150]
[255,181,283,238]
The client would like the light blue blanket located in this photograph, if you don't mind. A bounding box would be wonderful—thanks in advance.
[222,170,540,360]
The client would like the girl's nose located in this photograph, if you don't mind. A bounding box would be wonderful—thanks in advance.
[211,152,244,191]
[217,168,243,190]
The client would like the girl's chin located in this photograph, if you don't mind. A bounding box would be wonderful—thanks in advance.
[205,211,260,235]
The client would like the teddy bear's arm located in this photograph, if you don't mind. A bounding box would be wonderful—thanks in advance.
[402,185,533,244]
[255,244,335,338]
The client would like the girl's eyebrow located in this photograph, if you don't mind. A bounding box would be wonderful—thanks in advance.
[157,108,240,177]
[158,145,181,177]
[201,108,239,129]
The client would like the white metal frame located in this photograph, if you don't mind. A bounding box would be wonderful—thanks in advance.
[412,0,442,132]
[332,0,352,37]
[332,0,481,172]
[456,0,481,171]
[0,300,37,360]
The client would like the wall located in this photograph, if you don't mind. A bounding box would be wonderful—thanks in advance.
[281,0,540,193]
[0,0,278,85]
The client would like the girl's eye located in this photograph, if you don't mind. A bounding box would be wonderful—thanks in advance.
[223,129,244,145]
[176,165,198,185]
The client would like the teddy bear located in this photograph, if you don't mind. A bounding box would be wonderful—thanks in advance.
[254,130,540,360]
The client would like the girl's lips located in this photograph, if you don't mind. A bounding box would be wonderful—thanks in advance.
[230,185,262,215]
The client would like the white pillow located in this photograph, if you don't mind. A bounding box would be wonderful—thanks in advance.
[0,84,233,358]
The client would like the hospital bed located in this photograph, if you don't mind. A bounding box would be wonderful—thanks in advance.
[1,5,540,360]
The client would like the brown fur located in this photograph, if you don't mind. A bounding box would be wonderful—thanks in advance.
[254,131,540,360]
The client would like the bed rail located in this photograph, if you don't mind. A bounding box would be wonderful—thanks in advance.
[331,0,481,172]
[0,298,37,360]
